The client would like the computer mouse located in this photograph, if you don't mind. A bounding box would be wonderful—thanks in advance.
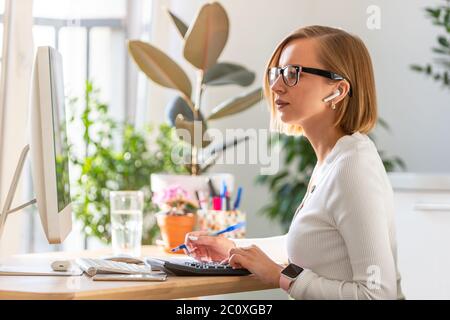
[51,260,71,271]
[103,255,145,265]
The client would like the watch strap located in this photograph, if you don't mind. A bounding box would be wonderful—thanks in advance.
[280,273,293,292]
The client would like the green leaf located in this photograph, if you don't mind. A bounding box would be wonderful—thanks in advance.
[438,36,449,48]
[128,40,192,100]
[166,10,189,38]
[432,47,449,54]
[269,171,289,189]
[377,117,391,131]
[444,8,450,26]
[166,96,204,127]
[203,62,255,87]
[410,64,424,72]
[183,2,229,71]
[207,88,263,120]
[425,8,441,19]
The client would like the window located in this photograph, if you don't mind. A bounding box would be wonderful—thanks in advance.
[28,0,153,252]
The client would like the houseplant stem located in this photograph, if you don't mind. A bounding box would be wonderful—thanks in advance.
[190,70,205,176]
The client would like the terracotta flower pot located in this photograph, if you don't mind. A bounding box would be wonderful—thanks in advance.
[156,212,196,254]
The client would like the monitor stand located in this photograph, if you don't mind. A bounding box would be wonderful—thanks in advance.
[0,144,82,276]
[0,144,36,241]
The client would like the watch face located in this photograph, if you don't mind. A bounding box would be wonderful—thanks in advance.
[282,264,304,278]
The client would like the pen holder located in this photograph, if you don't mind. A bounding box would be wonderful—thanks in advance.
[196,209,246,238]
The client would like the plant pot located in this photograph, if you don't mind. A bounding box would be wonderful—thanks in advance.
[156,212,196,254]
[151,173,234,202]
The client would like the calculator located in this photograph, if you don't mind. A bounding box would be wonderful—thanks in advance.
[145,257,251,276]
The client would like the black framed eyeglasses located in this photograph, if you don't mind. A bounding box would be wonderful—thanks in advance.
[268,64,353,97]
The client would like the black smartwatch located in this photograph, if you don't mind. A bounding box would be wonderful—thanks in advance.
[280,263,304,292]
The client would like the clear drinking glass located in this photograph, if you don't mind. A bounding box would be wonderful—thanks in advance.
[109,191,144,257]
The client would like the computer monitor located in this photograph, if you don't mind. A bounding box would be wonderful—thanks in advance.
[0,46,72,244]
[30,46,72,243]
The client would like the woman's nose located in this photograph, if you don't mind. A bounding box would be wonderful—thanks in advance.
[270,75,286,94]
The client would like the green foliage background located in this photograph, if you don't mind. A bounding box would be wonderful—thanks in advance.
[68,82,187,245]
[411,0,450,88]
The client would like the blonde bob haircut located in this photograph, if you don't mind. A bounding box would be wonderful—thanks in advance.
[263,25,377,136]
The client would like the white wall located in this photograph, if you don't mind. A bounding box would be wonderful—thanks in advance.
[296,0,450,173]
[145,0,450,242]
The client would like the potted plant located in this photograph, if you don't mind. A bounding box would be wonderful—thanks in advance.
[152,185,198,253]
[69,81,188,247]
[128,2,262,196]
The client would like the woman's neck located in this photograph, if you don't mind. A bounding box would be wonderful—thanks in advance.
[302,123,346,166]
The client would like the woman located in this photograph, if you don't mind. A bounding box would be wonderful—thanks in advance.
[185,25,404,300]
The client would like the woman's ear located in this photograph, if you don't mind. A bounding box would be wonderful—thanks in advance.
[334,81,351,103]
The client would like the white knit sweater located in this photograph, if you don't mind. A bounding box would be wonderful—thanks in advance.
[232,132,404,300]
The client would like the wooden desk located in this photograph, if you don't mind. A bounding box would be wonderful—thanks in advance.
[0,246,276,299]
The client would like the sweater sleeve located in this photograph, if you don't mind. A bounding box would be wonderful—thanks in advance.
[230,235,288,265]
[288,155,398,300]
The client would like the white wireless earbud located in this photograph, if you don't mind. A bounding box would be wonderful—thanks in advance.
[322,89,341,103]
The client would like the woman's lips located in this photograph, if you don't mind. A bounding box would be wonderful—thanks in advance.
[275,99,289,110]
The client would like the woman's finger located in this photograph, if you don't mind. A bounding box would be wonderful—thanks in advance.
[229,246,248,257]
[191,247,211,262]
[185,231,210,248]
[190,235,215,246]
[229,253,244,269]
[199,254,212,263]
[183,246,197,256]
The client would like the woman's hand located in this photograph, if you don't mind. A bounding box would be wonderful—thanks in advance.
[184,231,236,262]
[224,245,284,287]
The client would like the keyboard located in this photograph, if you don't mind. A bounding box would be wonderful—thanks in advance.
[75,258,154,277]
[145,257,251,276]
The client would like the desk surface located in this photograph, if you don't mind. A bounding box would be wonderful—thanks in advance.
[0,246,275,300]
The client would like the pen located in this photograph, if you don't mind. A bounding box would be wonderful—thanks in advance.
[221,181,227,211]
[171,222,246,252]
[233,187,243,210]
[210,221,246,236]
[207,178,217,197]
[195,190,202,209]
[170,243,189,253]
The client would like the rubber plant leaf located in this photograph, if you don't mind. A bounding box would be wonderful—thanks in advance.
[203,62,255,86]
[207,88,263,120]
[166,96,204,127]
[183,2,229,71]
[166,9,189,38]
[128,40,192,100]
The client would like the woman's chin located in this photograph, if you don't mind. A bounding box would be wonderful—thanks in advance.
[279,112,296,124]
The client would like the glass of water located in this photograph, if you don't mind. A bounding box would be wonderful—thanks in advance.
[109,191,144,257]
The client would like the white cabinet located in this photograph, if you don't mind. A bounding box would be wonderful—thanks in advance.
[389,173,450,299]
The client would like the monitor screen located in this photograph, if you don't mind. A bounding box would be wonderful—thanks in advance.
[49,49,71,212]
